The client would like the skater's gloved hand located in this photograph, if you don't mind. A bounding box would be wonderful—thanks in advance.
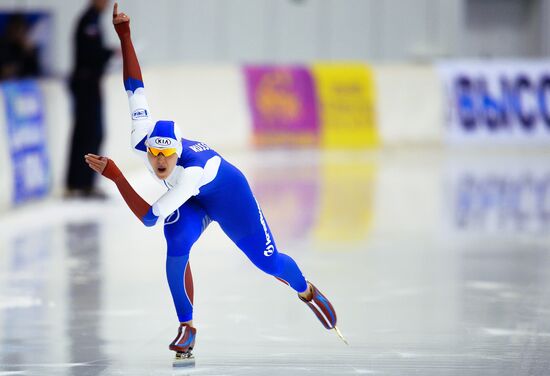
[85,153,151,223]
[113,2,130,38]
[85,154,122,182]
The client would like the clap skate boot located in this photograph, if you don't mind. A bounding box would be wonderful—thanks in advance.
[299,282,348,344]
[169,323,197,367]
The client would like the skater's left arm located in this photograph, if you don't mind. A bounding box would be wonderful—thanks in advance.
[85,154,158,226]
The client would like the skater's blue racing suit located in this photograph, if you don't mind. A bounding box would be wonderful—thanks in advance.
[123,78,308,323]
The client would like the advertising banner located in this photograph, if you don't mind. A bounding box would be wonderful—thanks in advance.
[2,80,50,204]
[438,60,550,144]
[243,66,319,146]
[312,63,378,148]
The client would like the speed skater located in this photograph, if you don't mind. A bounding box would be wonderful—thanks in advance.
[85,2,345,364]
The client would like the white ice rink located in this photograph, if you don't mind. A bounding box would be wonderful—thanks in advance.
[1,148,550,375]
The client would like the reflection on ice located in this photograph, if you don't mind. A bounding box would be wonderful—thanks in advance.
[448,153,550,235]
[65,222,110,376]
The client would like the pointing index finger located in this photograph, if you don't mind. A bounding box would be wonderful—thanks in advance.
[113,2,118,18]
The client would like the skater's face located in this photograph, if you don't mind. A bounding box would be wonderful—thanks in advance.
[147,149,178,180]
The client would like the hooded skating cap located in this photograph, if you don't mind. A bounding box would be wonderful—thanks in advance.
[146,120,183,157]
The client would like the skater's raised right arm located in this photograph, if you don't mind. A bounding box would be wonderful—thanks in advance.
[113,3,152,156]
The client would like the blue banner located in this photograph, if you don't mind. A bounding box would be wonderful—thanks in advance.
[438,60,550,144]
[2,80,50,204]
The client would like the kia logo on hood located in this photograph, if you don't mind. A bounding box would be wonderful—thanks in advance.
[154,138,172,146]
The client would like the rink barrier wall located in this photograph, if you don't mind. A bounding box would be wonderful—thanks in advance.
[374,64,444,145]
[1,61,549,211]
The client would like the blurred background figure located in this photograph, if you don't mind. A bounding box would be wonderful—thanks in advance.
[65,0,113,199]
[0,13,41,81]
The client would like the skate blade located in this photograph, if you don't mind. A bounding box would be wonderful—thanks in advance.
[173,352,195,368]
[333,326,349,345]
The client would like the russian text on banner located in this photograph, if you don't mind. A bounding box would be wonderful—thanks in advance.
[243,66,319,146]
[438,60,550,144]
[312,63,378,148]
[2,80,50,204]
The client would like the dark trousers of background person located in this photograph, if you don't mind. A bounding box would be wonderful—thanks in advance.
[66,76,104,194]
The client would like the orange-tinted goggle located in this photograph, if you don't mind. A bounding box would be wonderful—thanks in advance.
[148,147,177,157]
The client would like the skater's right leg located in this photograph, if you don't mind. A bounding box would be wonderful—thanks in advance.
[203,164,340,335]
[223,198,339,332]
[215,195,339,330]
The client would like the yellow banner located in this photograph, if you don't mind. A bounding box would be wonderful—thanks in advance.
[312,64,378,148]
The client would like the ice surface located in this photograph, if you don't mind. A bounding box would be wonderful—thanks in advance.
[1,148,550,375]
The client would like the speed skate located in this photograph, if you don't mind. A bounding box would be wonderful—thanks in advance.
[169,323,197,367]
